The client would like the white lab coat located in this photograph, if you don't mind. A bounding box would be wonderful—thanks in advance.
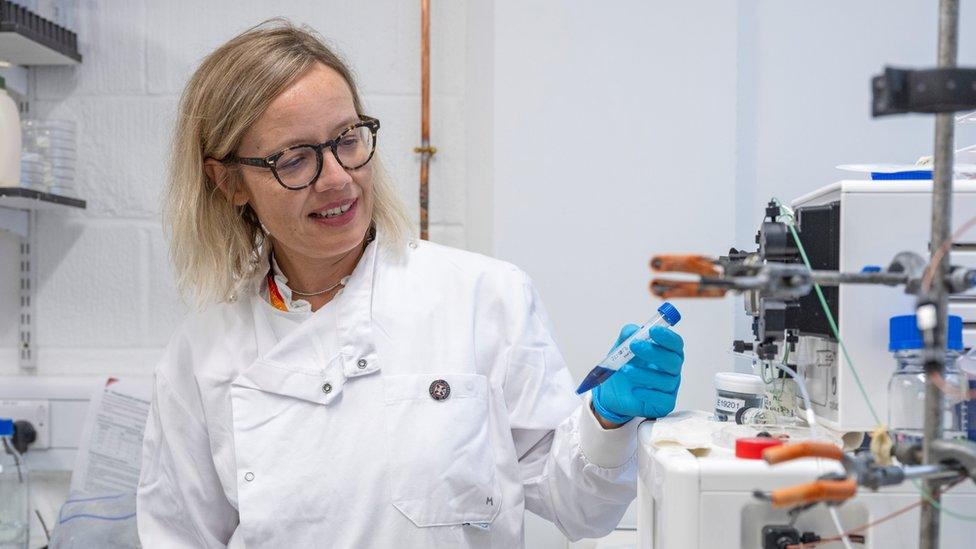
[137,236,640,548]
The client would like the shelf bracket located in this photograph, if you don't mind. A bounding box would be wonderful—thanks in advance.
[0,206,28,238]
[18,209,35,371]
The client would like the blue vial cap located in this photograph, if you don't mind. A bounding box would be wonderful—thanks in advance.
[657,302,681,326]
[0,418,12,437]
[889,314,963,351]
[861,265,882,273]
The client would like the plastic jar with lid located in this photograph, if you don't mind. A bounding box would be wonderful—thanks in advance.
[887,314,966,445]
[0,77,22,189]
[0,418,29,549]
[714,372,765,422]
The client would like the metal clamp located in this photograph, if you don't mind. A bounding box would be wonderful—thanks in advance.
[872,66,976,116]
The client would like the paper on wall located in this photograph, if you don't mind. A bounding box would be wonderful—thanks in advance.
[70,377,153,494]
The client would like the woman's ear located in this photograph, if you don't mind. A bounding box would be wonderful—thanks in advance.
[204,159,249,207]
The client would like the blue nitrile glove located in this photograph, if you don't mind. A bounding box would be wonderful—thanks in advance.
[591,324,684,424]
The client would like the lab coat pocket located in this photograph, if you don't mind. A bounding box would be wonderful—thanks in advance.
[384,373,502,528]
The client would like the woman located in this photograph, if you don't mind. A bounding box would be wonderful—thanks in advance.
[137,20,685,548]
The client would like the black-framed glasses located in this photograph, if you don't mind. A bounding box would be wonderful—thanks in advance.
[224,115,380,190]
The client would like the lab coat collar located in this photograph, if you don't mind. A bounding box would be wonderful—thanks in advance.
[236,235,383,404]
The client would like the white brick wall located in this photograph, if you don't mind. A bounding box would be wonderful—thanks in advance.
[0,0,469,374]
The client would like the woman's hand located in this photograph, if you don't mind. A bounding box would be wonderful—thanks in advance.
[590,324,685,427]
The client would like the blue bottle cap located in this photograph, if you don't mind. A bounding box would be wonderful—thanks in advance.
[889,314,963,351]
[657,302,681,326]
[0,418,12,437]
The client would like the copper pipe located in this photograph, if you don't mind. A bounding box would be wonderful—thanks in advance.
[414,0,437,240]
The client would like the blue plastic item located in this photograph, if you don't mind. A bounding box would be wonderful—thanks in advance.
[889,314,963,351]
[576,302,681,394]
[861,265,882,273]
[0,418,12,436]
[591,325,685,422]
[871,170,932,180]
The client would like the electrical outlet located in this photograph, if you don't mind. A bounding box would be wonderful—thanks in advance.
[0,400,50,450]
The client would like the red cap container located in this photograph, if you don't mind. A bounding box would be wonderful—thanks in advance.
[735,437,783,459]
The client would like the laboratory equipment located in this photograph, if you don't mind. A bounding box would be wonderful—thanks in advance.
[639,2,976,546]
[575,302,681,394]
[0,76,21,188]
[636,422,976,549]
[652,181,976,432]
[643,181,976,548]
[713,372,764,422]
[887,314,966,445]
[0,418,29,549]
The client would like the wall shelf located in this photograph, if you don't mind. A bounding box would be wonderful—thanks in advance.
[0,187,85,237]
[0,0,81,66]
[0,187,85,211]
[0,187,85,371]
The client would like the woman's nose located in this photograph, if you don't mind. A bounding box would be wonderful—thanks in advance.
[312,151,353,192]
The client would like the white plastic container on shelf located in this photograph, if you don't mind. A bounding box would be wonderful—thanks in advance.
[0,77,22,188]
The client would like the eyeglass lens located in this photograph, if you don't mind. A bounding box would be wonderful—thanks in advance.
[274,125,375,188]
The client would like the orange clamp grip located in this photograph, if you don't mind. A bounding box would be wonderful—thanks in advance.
[649,255,720,276]
[762,441,845,465]
[769,478,857,509]
[649,279,727,299]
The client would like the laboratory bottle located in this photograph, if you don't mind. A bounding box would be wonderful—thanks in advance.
[886,315,965,445]
[0,418,29,549]
[714,372,764,422]
[0,77,22,188]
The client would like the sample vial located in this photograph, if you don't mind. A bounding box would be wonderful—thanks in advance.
[575,302,681,394]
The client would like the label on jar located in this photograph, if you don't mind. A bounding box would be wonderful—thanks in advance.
[716,396,746,414]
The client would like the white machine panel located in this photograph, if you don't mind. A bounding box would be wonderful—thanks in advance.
[790,181,976,432]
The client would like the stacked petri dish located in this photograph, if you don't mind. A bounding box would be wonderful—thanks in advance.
[22,119,77,196]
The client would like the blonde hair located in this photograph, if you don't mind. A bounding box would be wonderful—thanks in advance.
[165,19,413,306]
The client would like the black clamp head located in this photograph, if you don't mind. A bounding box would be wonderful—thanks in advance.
[873,66,976,116]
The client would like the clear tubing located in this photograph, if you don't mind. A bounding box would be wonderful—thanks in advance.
[769,361,854,549]
[575,303,680,394]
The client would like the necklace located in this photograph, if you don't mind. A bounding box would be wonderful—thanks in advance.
[266,226,376,310]
[290,276,349,297]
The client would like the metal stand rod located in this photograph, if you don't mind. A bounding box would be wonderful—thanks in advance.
[809,271,910,287]
[921,1,959,548]
[902,465,962,483]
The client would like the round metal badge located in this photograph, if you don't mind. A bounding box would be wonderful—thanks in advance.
[429,379,451,401]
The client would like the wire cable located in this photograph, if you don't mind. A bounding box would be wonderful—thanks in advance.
[767,360,854,549]
[920,213,976,293]
[785,479,967,548]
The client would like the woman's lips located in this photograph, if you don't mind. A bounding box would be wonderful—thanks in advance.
[308,198,358,227]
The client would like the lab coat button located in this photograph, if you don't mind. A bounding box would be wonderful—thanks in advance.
[357,358,368,369]
[429,379,451,401]
[409,241,418,249]
[322,382,333,394]
[244,472,254,482]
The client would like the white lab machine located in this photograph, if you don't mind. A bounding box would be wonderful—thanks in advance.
[637,181,976,549]
[636,423,976,548]
[790,181,976,432]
